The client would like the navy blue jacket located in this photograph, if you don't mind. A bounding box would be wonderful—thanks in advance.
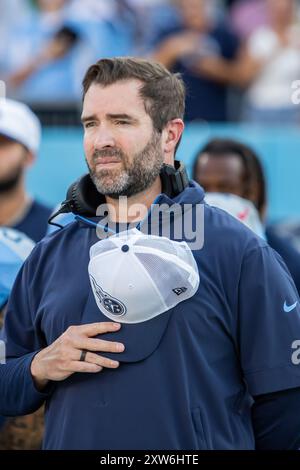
[13,200,52,243]
[1,183,300,449]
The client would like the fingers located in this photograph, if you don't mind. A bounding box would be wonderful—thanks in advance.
[74,337,125,354]
[73,322,122,337]
[67,344,122,370]
[69,361,103,374]
[84,351,120,369]
[57,322,125,377]
[69,352,120,374]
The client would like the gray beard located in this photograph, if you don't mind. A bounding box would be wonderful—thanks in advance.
[0,165,23,194]
[87,131,164,199]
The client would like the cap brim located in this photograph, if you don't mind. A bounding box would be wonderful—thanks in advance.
[82,289,173,363]
[0,131,20,144]
[0,131,31,152]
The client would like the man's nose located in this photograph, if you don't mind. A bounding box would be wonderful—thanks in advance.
[93,126,115,149]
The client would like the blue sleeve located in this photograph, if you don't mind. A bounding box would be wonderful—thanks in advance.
[238,244,300,396]
[0,253,52,416]
[213,23,240,60]
[252,387,300,450]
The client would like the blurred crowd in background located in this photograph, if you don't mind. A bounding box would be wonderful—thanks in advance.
[1,0,300,450]
[1,0,300,125]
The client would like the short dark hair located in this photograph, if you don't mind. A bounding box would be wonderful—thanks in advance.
[193,138,267,214]
[82,57,186,133]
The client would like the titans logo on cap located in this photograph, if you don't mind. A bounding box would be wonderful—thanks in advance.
[90,276,127,317]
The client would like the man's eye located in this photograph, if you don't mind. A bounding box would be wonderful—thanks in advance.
[84,122,95,128]
[115,120,130,125]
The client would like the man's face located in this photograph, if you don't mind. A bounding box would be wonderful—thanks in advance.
[37,0,67,12]
[177,0,207,30]
[0,135,27,193]
[195,153,246,197]
[82,80,165,198]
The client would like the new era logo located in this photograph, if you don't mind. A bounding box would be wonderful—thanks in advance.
[172,287,188,296]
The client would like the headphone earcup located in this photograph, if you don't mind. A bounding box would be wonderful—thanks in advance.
[160,161,189,197]
[66,174,103,216]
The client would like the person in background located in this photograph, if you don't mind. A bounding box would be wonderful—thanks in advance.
[193,137,300,294]
[229,0,268,41]
[0,0,31,70]
[1,0,78,102]
[1,0,138,104]
[270,220,300,255]
[0,228,35,319]
[243,0,300,124]
[6,25,80,92]
[168,0,300,123]
[0,226,44,450]
[125,0,180,55]
[0,99,52,242]
[151,0,240,122]
[204,191,266,239]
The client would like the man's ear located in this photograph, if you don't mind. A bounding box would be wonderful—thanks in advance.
[162,119,184,164]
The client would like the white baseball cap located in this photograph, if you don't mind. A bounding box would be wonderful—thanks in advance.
[205,192,265,238]
[0,98,41,154]
[88,228,200,324]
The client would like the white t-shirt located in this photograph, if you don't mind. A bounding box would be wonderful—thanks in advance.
[246,24,300,108]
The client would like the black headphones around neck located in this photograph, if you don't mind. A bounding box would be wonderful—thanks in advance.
[49,160,189,226]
